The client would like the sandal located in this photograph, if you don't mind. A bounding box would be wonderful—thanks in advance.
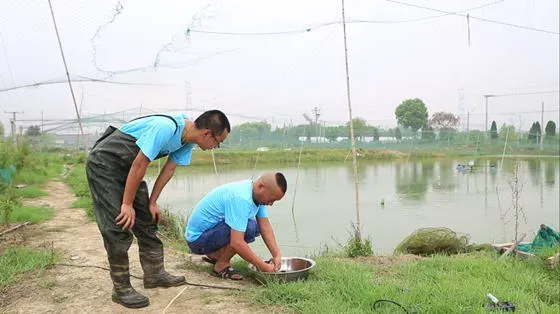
[211,266,243,280]
[201,256,217,265]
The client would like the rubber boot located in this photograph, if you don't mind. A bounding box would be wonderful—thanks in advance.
[140,247,186,289]
[110,263,150,308]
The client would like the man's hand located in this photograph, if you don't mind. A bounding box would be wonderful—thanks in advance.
[116,204,135,230]
[259,261,275,273]
[271,255,281,271]
[149,202,162,225]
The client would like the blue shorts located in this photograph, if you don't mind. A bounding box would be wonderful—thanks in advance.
[186,219,260,255]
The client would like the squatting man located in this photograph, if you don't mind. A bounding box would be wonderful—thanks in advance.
[185,172,288,280]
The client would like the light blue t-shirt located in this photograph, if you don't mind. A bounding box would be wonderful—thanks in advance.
[119,113,194,166]
[185,179,268,242]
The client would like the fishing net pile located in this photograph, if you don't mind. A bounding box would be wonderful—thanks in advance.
[517,225,560,254]
[394,227,476,256]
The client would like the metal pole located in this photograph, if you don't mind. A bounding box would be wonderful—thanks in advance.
[466,111,470,147]
[540,101,544,150]
[485,95,489,144]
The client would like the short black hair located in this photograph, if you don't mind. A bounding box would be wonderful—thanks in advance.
[194,110,231,135]
[275,172,287,194]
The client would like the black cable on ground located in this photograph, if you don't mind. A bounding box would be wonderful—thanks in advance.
[54,263,241,291]
[372,299,411,313]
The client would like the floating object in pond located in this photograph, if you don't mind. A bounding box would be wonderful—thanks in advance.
[247,257,316,284]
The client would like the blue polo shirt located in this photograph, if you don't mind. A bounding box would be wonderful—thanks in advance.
[185,179,268,242]
[119,113,194,166]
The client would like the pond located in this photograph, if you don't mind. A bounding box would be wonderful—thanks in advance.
[148,157,559,257]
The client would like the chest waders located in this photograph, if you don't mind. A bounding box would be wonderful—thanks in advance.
[86,126,186,308]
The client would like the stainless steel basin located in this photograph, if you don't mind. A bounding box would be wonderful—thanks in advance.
[247,257,316,284]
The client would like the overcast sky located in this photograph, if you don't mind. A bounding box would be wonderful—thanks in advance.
[0,0,558,134]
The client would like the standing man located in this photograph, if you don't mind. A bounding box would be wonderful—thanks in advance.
[185,172,287,280]
[86,110,230,308]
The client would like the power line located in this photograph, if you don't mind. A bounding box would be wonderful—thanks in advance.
[471,109,560,115]
[483,90,560,97]
[384,0,559,35]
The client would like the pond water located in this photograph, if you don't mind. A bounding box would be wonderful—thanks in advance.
[147,157,559,257]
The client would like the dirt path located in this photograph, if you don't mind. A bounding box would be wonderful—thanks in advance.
[1,181,275,314]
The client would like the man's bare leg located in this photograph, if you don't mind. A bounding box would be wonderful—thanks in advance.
[207,244,242,280]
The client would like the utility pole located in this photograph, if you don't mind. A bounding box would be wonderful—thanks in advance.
[4,110,23,142]
[312,106,321,139]
[540,101,544,151]
[41,110,44,133]
[466,111,470,147]
[483,95,492,144]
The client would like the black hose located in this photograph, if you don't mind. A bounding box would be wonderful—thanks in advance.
[53,263,241,291]
[372,299,411,313]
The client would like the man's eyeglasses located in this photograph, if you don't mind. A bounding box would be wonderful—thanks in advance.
[209,132,221,148]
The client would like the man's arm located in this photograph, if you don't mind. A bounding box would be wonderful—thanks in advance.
[149,158,177,205]
[123,151,151,206]
[257,217,281,259]
[230,230,272,271]
[117,151,151,229]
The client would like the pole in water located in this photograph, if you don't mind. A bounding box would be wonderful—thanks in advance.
[210,149,219,183]
[341,0,362,241]
[290,128,306,242]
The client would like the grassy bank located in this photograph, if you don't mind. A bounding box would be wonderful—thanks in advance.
[172,146,560,167]
[0,141,66,225]
[0,142,67,293]
[0,247,59,289]
[64,163,95,220]
[239,252,560,313]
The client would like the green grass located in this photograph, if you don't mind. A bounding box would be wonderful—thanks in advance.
[12,153,65,186]
[185,148,442,166]
[0,205,54,224]
[0,246,58,289]
[158,208,189,252]
[242,252,560,313]
[64,164,94,220]
[162,146,560,167]
[14,186,49,199]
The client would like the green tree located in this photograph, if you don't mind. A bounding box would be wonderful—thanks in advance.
[346,117,368,141]
[499,124,517,141]
[528,121,541,143]
[394,127,402,141]
[421,126,435,140]
[0,122,4,137]
[395,98,429,131]
[25,125,41,136]
[325,126,339,143]
[490,121,498,139]
[545,120,556,138]
[372,127,379,141]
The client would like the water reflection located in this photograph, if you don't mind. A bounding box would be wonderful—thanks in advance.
[544,160,556,187]
[345,161,368,183]
[527,159,542,187]
[395,162,431,200]
[432,160,457,191]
